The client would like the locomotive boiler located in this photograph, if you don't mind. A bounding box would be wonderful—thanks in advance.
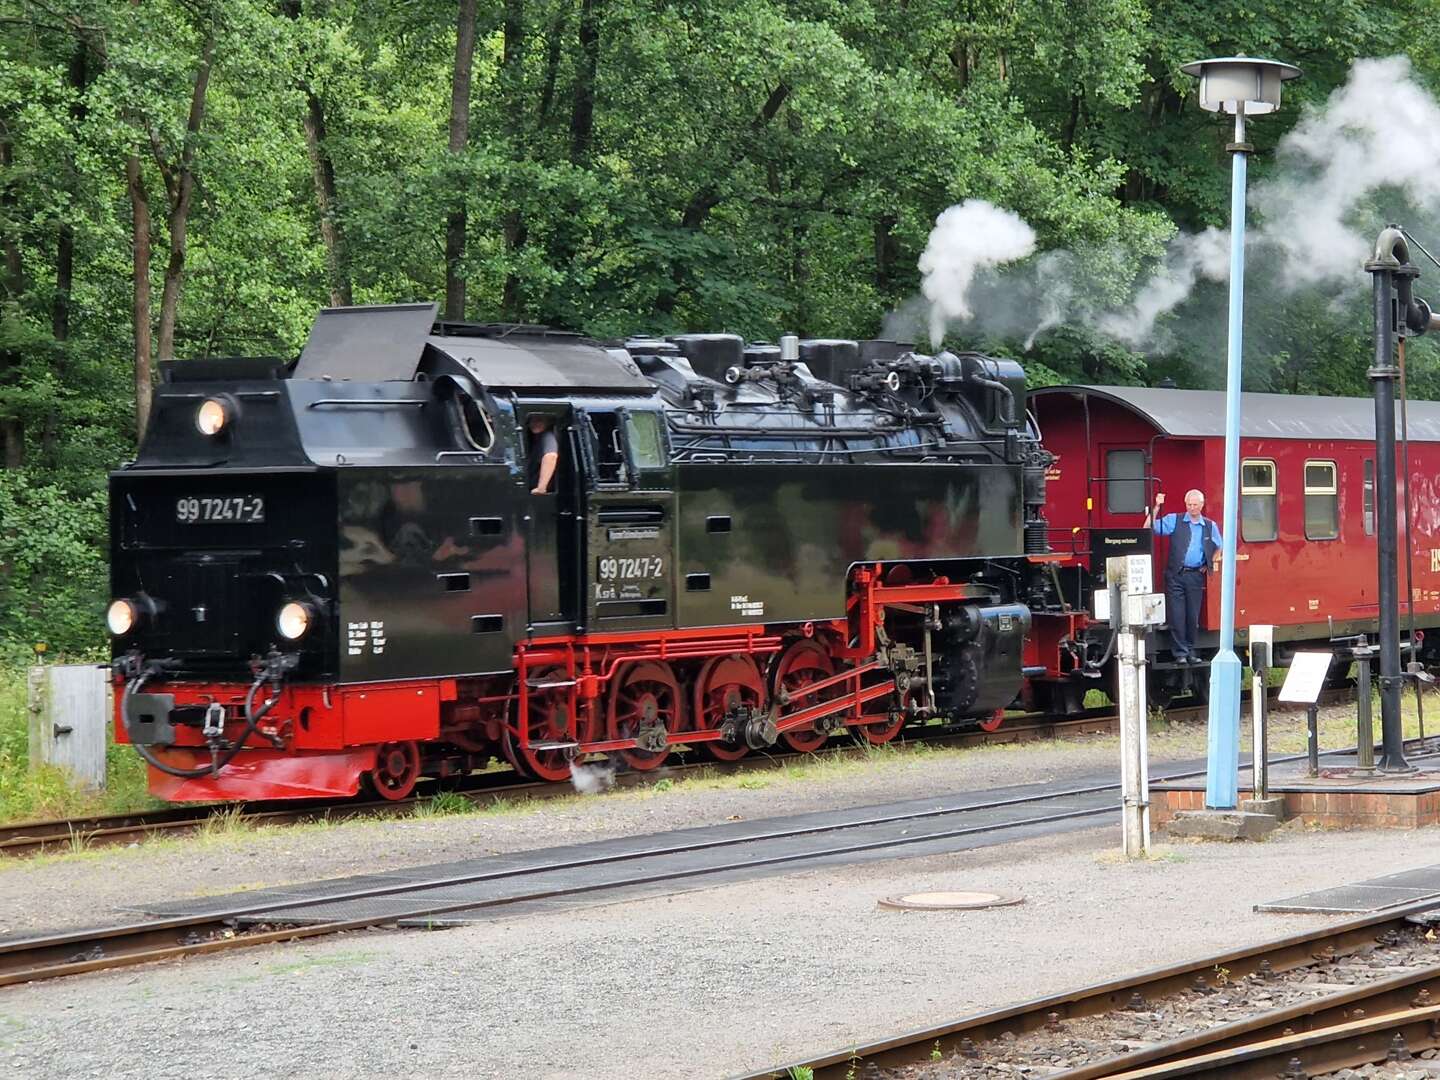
[108,303,1082,800]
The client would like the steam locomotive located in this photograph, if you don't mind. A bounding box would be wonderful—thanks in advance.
[109,303,1088,800]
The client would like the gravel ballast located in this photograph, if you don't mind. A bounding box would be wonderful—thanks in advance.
[0,730,1198,936]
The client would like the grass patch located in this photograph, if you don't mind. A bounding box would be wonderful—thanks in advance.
[0,661,166,825]
[411,791,473,819]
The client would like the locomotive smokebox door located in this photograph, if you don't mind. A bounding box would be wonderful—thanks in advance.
[582,407,676,629]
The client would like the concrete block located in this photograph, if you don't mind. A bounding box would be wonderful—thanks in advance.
[1240,796,1287,821]
[1166,809,1279,841]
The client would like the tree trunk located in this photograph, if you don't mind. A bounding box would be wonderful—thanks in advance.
[155,34,215,364]
[497,0,526,317]
[52,41,91,343]
[127,154,153,440]
[537,6,569,126]
[874,214,899,294]
[1,126,21,298]
[791,220,808,334]
[444,0,479,322]
[302,88,352,307]
[569,0,601,163]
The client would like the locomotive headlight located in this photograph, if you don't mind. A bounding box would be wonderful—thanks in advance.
[276,601,312,641]
[196,397,231,437]
[106,599,137,636]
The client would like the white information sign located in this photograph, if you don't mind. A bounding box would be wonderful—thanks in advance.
[1277,651,1333,704]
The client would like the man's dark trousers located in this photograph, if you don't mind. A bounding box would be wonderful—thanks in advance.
[1165,567,1205,660]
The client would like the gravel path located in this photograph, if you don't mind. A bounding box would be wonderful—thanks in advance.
[0,728,1202,936]
[5,820,1440,1079]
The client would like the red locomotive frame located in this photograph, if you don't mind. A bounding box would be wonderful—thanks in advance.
[119,560,1085,801]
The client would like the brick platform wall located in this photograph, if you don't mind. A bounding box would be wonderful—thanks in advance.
[1153,788,1440,829]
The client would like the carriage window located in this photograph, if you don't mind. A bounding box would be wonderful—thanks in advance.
[1304,459,1338,540]
[1363,458,1375,536]
[1241,459,1277,542]
[1104,450,1145,513]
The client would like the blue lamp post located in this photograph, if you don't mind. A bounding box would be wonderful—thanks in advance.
[1180,56,1301,809]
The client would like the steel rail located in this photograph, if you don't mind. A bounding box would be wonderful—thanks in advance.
[1055,958,1440,1078]
[1101,1004,1440,1079]
[744,898,1440,1079]
[1,793,1124,988]
[0,711,1122,858]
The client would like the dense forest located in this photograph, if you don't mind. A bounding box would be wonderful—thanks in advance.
[4,0,1440,654]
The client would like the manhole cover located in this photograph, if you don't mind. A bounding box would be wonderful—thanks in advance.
[878,890,1024,911]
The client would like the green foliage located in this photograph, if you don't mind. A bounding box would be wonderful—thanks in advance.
[0,472,108,652]
[2,0,1437,654]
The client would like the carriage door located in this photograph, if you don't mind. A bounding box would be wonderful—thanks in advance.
[1092,445,1153,584]
[581,407,676,631]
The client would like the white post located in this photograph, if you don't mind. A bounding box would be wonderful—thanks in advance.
[1108,554,1156,858]
[1117,631,1150,857]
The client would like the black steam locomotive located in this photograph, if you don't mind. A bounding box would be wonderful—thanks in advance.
[109,303,1081,800]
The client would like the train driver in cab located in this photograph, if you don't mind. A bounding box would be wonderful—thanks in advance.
[528,414,560,495]
[1145,488,1222,665]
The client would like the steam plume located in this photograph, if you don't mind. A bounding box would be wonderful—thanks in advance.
[918,201,1036,346]
[911,56,1440,354]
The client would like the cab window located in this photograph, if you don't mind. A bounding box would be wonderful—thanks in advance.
[590,413,628,487]
[1241,459,1277,542]
[624,411,668,471]
[1304,459,1338,540]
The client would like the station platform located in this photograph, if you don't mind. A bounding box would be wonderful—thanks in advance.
[1153,751,1440,829]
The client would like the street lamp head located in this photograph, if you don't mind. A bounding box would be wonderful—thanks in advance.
[1181,56,1301,115]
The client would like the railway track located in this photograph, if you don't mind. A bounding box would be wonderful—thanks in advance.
[744,724,1440,1080]
[6,719,1359,992]
[0,773,1151,988]
[0,675,1345,859]
[0,691,1383,992]
[748,898,1440,1079]
[0,709,1121,858]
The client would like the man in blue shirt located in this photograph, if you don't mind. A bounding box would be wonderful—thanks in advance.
[1144,489,1223,664]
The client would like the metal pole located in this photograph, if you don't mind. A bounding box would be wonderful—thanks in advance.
[1251,666,1268,801]
[1205,106,1247,808]
[1356,643,1376,774]
[1368,253,1411,772]
[1399,338,1428,745]
[1307,704,1320,777]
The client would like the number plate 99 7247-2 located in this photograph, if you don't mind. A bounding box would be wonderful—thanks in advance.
[175,496,265,524]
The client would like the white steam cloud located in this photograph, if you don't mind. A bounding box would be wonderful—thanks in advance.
[1094,229,1230,347]
[918,201,1036,346]
[1253,55,1440,287]
[911,56,1440,354]
[568,759,616,795]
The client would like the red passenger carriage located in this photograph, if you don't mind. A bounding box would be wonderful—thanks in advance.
[1033,385,1440,700]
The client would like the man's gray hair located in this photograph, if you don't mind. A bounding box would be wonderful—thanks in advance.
[1185,488,1204,501]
